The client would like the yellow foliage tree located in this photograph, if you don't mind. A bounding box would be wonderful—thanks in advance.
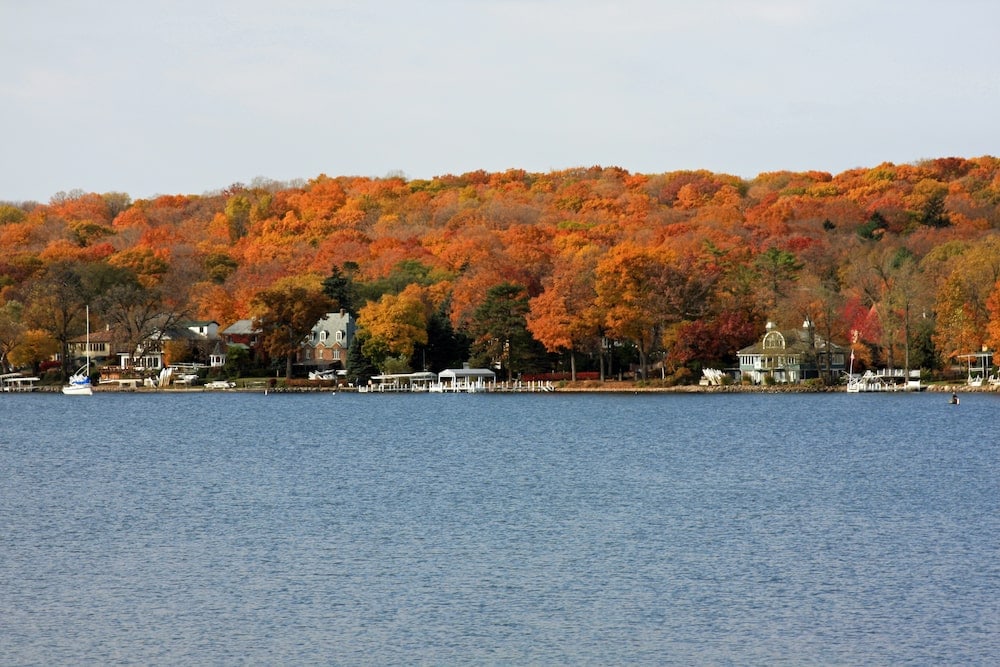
[358,284,429,370]
[8,328,59,371]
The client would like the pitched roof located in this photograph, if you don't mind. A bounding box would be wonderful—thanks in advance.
[307,311,355,347]
[69,328,115,344]
[222,319,259,335]
[738,324,846,355]
[161,325,208,341]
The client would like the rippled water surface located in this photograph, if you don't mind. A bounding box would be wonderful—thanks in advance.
[2,391,998,664]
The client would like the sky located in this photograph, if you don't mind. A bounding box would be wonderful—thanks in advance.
[3,0,999,203]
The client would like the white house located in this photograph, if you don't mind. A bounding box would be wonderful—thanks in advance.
[737,320,847,384]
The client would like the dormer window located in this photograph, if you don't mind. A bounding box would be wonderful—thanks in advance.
[762,331,785,349]
[320,330,328,342]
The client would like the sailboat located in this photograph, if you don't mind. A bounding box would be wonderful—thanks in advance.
[63,306,94,396]
[845,345,860,393]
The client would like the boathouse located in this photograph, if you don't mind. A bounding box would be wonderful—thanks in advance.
[435,365,496,392]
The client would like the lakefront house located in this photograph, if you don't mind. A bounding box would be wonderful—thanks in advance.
[298,310,356,372]
[116,320,221,371]
[737,320,847,384]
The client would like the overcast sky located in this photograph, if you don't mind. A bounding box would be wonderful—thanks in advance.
[3,0,998,203]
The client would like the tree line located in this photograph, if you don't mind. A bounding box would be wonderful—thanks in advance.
[2,157,1000,383]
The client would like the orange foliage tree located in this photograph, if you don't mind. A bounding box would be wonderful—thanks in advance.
[252,274,333,378]
[7,156,1000,383]
[527,246,602,380]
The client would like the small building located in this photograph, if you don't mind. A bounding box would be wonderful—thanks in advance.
[1,373,39,392]
[957,348,994,385]
[435,365,497,392]
[365,371,437,392]
[737,320,847,384]
[209,340,228,368]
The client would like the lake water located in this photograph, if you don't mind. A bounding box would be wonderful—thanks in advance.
[1,391,998,665]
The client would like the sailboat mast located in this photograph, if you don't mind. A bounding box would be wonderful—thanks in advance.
[85,305,90,375]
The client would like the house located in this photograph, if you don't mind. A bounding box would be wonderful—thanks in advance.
[67,327,117,368]
[221,319,265,364]
[298,310,355,371]
[737,320,847,384]
[117,320,221,371]
[186,320,219,339]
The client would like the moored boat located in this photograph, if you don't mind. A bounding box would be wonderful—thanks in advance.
[62,369,93,395]
[63,306,93,396]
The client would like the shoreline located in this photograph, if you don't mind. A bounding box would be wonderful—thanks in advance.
[550,383,995,394]
[18,381,997,394]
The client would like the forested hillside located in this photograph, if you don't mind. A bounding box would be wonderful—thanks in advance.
[3,156,1000,382]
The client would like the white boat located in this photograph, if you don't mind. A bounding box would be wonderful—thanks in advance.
[62,368,93,395]
[205,380,236,389]
[845,343,859,392]
[63,306,93,396]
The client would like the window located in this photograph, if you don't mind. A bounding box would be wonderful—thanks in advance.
[335,330,344,342]
[320,330,328,342]
[333,350,341,361]
[762,331,785,350]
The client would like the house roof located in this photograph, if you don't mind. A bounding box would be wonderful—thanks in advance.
[69,329,115,344]
[307,311,355,347]
[738,325,846,355]
[222,319,259,335]
[438,367,496,380]
[161,326,208,341]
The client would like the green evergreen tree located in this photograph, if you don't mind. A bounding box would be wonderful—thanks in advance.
[469,283,533,381]
[920,191,951,228]
[322,265,358,315]
[412,304,471,371]
[346,333,379,386]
